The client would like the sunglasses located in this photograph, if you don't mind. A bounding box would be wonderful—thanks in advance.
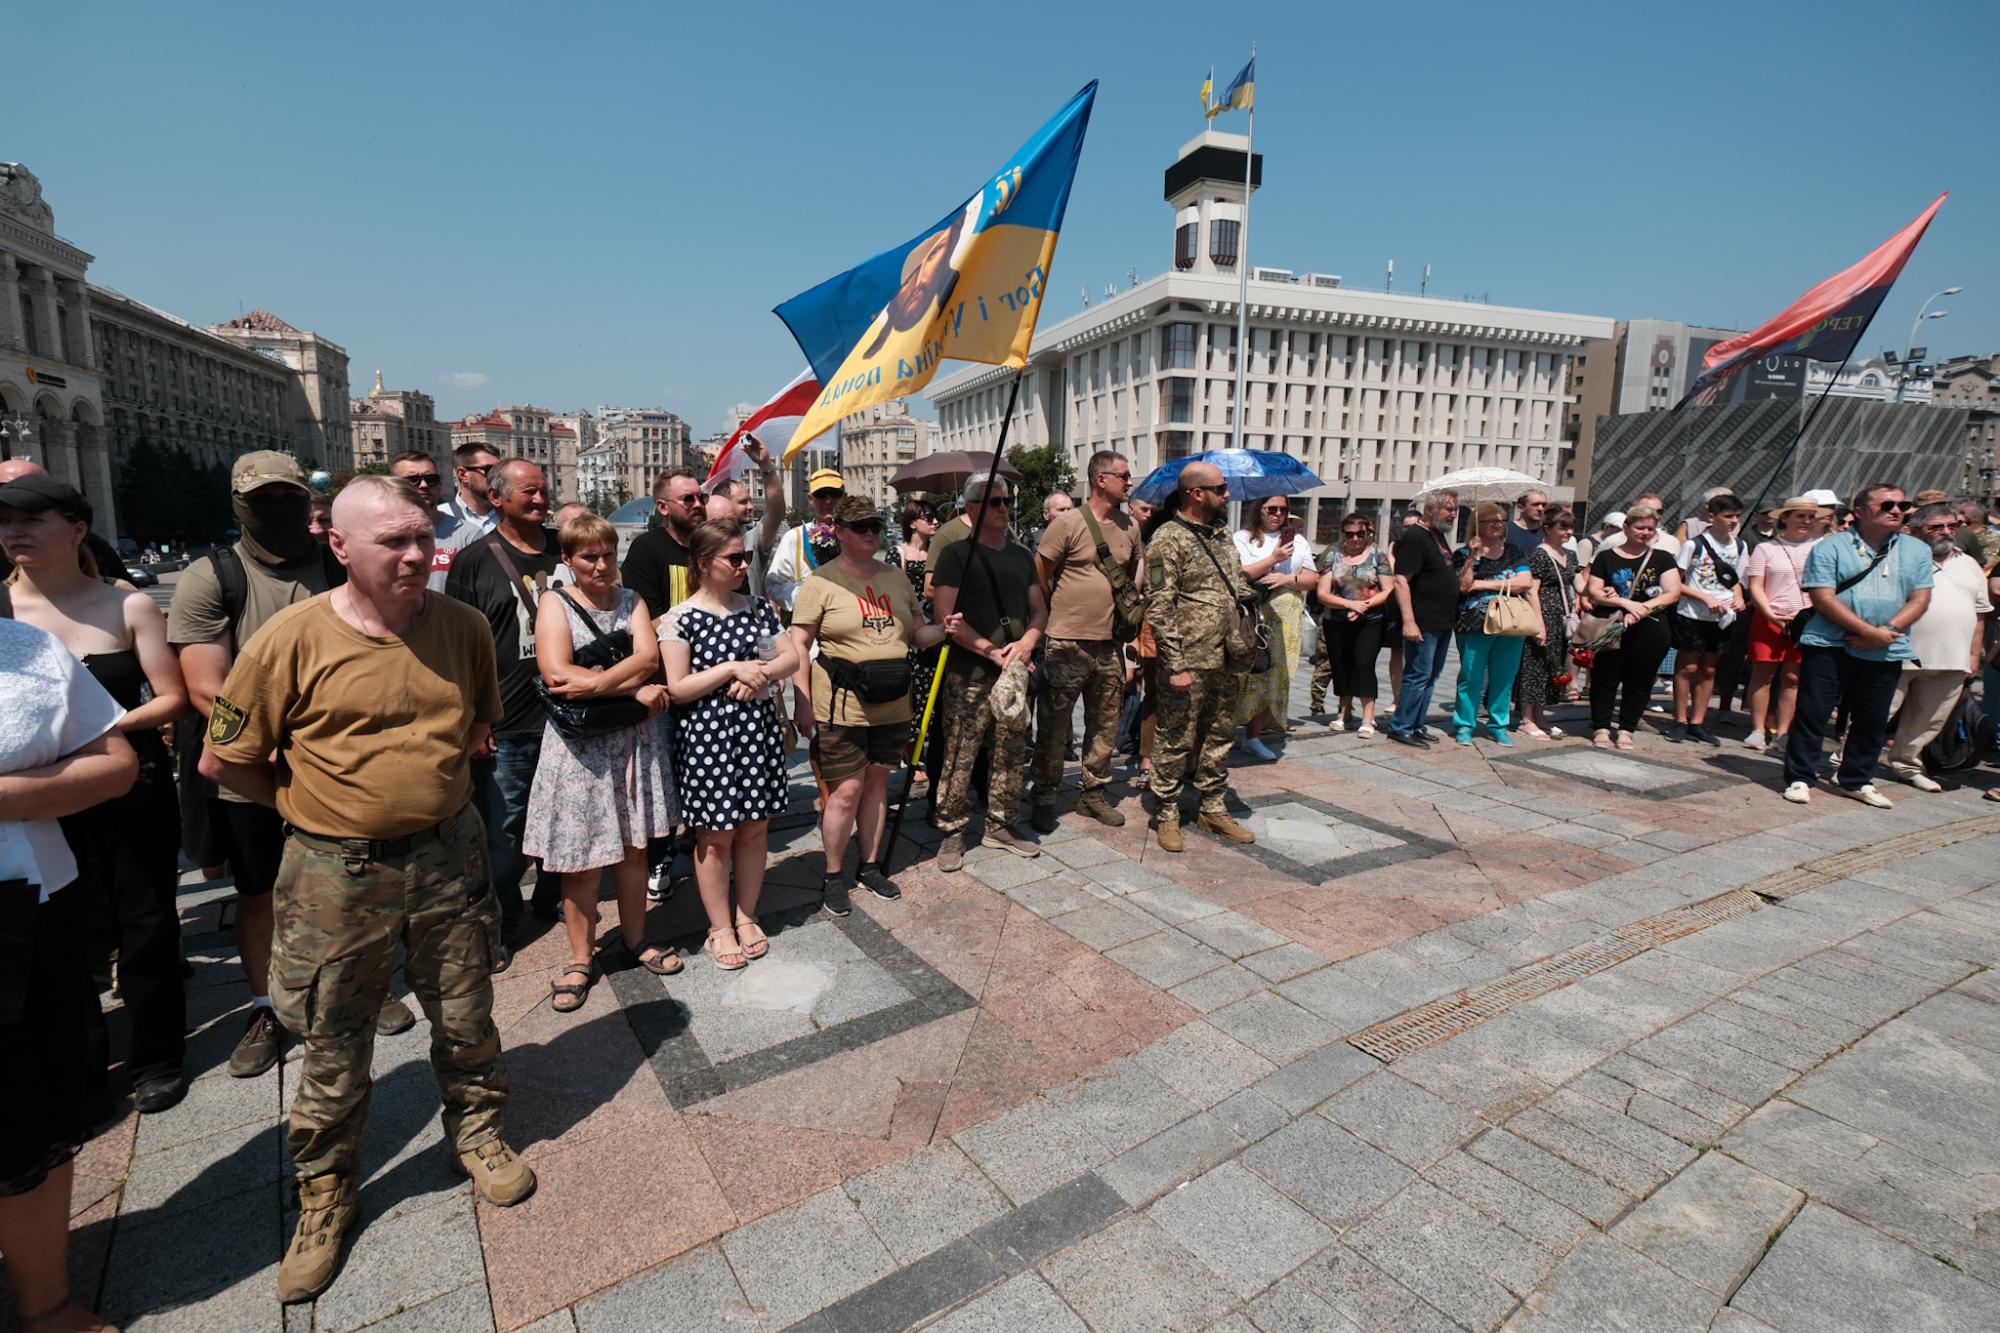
[459,464,493,476]
[403,473,442,487]
[717,551,751,567]
[981,495,1013,508]
[841,521,883,536]
[1878,500,1915,513]
[1261,505,1289,515]
[1192,483,1231,496]
[812,489,845,500]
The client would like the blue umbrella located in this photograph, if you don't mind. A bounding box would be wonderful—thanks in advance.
[1131,448,1324,506]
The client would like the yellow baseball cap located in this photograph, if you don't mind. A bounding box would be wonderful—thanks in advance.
[231,450,309,495]
[808,468,847,493]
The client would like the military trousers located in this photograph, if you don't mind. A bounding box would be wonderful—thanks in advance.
[935,668,1028,835]
[1032,639,1124,804]
[1150,667,1235,816]
[270,803,507,1181]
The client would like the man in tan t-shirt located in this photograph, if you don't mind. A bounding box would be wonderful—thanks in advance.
[1032,450,1140,830]
[200,476,533,1305]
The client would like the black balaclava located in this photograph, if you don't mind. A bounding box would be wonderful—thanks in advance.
[234,486,317,566]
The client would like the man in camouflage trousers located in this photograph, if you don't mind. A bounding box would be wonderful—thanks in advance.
[1032,451,1142,830]
[1144,461,1257,853]
[201,476,534,1304]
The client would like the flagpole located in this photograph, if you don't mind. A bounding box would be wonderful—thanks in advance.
[1744,350,1856,520]
[882,367,1026,874]
[1230,43,1255,458]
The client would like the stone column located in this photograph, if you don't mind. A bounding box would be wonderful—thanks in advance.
[62,279,93,370]
[74,419,118,540]
[37,416,77,486]
[0,254,19,351]
[32,266,63,363]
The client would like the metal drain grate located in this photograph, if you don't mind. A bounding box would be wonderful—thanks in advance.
[1750,814,2000,900]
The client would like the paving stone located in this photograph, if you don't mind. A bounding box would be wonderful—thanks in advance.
[1048,1057,1200,1155]
[1343,1181,1531,1327]
[1042,837,1130,870]
[1180,911,1294,960]
[819,1234,1005,1333]
[1036,1215,1237,1333]
[970,1173,1126,1271]
[575,1245,758,1331]
[1707,1310,1782,1333]
[1290,1243,1463,1333]
[1252,1041,1379,1115]
[1077,859,1183,895]
[355,1284,497,1332]
[1508,1105,1672,1197]
[1240,943,1328,983]
[1132,1020,1277,1110]
[1105,929,1232,989]
[1672,1009,1827,1074]
[1564,1070,1727,1148]
[1731,1202,1996,1333]
[954,1094,1113,1205]
[1127,883,1229,924]
[923,1273,1088,1333]
[719,1187,896,1328]
[1625,1029,1799,1110]
[1206,991,1339,1066]
[132,1065,281,1155]
[1208,1089,1292,1145]
[1094,1111,1246,1207]
[1711,991,1865,1049]
[317,1196,485,1333]
[118,1117,284,1222]
[1504,1231,1717,1332]
[1242,1116,1413,1229]
[102,1182,281,1328]
[1042,899,1162,951]
[1537,1087,1701,1173]
[1148,1161,1336,1300]
[969,853,1069,892]
[842,1144,1009,1265]
[1321,1071,1487,1170]
[1168,963,1265,1014]
[1242,1276,1364,1333]
[1465,1129,1636,1228]
[1000,875,1105,920]
[1422,1150,1592,1253]
[1610,1151,1804,1298]
[1274,969,1416,1030]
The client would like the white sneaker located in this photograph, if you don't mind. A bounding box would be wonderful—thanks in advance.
[1840,783,1893,809]
[646,863,671,903]
[1783,782,1812,804]
[1238,736,1278,762]
[1743,731,1767,752]
[1900,772,1943,793]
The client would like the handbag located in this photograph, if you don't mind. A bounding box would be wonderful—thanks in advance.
[1081,509,1147,643]
[491,543,651,741]
[1576,549,1660,650]
[1175,518,1268,672]
[1482,591,1538,637]
[1787,539,1891,645]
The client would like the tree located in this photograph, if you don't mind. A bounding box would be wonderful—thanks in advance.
[585,479,632,518]
[1004,441,1075,528]
[329,463,387,495]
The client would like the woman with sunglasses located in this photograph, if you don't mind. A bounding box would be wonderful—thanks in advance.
[662,521,799,969]
[791,497,960,911]
[1515,507,1581,740]
[1450,503,1539,745]
[1315,514,1393,736]
[1233,497,1317,760]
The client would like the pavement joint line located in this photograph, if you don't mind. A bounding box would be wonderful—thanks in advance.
[1345,813,2000,1063]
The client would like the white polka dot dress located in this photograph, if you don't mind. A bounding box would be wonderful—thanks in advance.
[670,600,790,831]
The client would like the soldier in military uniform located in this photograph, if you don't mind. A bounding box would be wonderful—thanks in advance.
[1143,461,1258,853]
[200,476,534,1304]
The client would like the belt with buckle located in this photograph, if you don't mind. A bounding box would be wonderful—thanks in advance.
[286,808,463,864]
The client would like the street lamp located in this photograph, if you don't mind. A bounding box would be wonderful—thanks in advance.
[1897,286,1962,401]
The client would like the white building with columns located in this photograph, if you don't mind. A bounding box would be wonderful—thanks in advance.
[928,132,1615,539]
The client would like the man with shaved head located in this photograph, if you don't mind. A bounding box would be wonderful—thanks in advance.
[201,475,533,1302]
[1142,461,1257,852]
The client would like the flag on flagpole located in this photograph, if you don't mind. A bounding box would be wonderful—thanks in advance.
[705,367,821,487]
[773,81,1098,460]
[1206,57,1254,120]
[1199,67,1213,117]
[1677,191,1948,408]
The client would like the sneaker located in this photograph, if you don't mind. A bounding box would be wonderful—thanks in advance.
[1453,727,1474,746]
[857,862,902,900]
[376,996,417,1036]
[1783,781,1812,804]
[1743,731,1767,752]
[1487,728,1514,747]
[1685,725,1721,747]
[936,832,966,874]
[1197,811,1256,844]
[1839,783,1893,809]
[820,871,853,917]
[453,1138,537,1206]
[278,1173,357,1303]
[1029,804,1059,834]
[1237,736,1278,761]
[646,863,671,904]
[985,825,1042,858]
[227,1007,284,1079]
[1662,722,1687,742]
[1899,772,1943,793]
[1076,790,1126,827]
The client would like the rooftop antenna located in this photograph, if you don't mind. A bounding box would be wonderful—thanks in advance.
[1128,267,1139,288]
[1421,264,1431,297]
[1080,285,1090,307]
[1106,282,1117,300]
[1385,259,1394,293]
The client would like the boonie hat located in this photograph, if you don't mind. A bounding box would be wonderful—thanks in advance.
[232,450,310,495]
[808,468,847,494]
[832,495,880,527]
[0,473,93,526]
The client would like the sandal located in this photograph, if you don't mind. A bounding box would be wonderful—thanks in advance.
[706,927,748,971]
[1519,723,1549,740]
[1356,722,1377,738]
[1547,726,1565,740]
[1327,717,1347,734]
[1131,770,1150,790]
[550,963,596,1013]
[1615,731,1635,751]
[734,915,770,960]
[632,940,683,975]
[1592,730,1612,749]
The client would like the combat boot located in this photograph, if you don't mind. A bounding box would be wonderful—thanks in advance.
[454,1138,537,1206]
[1076,790,1126,827]
[278,1172,357,1303]
[1156,815,1184,854]
[937,832,966,874]
[1198,812,1255,845]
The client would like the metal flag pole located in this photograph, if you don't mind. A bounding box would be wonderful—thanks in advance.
[1230,43,1255,456]
[1744,349,1857,520]
[882,367,1027,873]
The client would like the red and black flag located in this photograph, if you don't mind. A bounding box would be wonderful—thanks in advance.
[1676,191,1947,408]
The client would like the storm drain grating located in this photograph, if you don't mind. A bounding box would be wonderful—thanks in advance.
[1749,814,2000,900]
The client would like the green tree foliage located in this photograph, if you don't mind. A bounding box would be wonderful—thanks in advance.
[1004,441,1075,527]
[115,438,234,543]
[584,479,632,517]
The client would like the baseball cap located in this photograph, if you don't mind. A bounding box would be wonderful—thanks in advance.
[231,450,310,495]
[0,473,93,526]
[832,495,880,527]
[808,468,848,494]
[1601,510,1627,531]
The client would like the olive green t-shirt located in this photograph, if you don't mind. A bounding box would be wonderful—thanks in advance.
[793,561,920,727]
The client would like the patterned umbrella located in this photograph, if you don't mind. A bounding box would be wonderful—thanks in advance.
[1411,466,1549,504]
[1131,449,1324,506]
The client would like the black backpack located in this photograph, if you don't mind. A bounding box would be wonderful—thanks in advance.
[1920,683,1993,775]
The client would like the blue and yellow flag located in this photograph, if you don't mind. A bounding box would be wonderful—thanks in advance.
[1206,57,1254,119]
[774,82,1097,458]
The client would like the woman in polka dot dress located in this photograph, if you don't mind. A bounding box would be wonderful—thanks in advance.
[661,521,799,969]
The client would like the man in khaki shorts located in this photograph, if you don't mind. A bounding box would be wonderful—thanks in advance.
[200,475,533,1303]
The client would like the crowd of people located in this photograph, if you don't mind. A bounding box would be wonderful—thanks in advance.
[5,433,1999,1324]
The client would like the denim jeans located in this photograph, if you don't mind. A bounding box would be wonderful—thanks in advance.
[1784,646,1903,789]
[1388,627,1453,737]
[472,735,560,939]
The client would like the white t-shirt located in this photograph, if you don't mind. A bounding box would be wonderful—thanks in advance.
[1234,529,1316,579]
[0,619,126,900]
[1675,532,1745,623]
[1906,550,1991,671]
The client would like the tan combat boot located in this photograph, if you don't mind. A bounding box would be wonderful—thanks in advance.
[278,1172,357,1303]
[455,1138,537,1206]
[1076,790,1127,827]
[1156,815,1184,853]
[936,832,966,874]
[1198,811,1256,845]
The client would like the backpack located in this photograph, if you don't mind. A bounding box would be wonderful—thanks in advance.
[210,543,347,652]
[1920,683,1993,775]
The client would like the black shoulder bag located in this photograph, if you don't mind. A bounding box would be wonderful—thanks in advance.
[491,542,652,741]
[1786,539,1892,645]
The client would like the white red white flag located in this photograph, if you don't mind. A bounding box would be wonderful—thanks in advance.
[706,368,825,486]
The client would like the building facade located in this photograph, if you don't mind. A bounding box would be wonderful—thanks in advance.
[593,406,692,502]
[928,131,1613,538]
[209,309,351,470]
[839,398,937,507]
[351,371,449,470]
[1932,353,2000,498]
[450,404,578,498]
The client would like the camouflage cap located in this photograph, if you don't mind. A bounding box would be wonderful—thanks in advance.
[832,495,880,527]
[231,450,309,495]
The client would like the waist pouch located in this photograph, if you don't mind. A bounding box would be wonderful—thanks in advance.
[822,655,914,705]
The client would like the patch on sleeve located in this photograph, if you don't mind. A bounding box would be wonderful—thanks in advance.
[1148,557,1165,590]
[207,695,248,746]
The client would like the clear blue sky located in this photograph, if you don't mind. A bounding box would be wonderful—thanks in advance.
[22,1,1997,433]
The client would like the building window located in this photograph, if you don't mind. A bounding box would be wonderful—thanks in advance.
[1166,378,1194,424]
[1164,322,1197,371]
[1160,430,1194,460]
[1209,219,1240,268]
[1174,223,1198,271]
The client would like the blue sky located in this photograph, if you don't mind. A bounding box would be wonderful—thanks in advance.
[22,1,1996,433]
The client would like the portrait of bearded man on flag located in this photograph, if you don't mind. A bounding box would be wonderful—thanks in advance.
[862,207,968,358]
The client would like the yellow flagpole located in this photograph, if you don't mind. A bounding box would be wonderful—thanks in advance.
[910,645,951,766]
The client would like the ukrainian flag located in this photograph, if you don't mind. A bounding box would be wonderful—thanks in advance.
[1207,57,1253,119]
[774,82,1097,459]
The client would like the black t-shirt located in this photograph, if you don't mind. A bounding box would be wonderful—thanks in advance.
[446,527,563,738]
[620,526,693,619]
[1393,523,1459,633]
[931,537,1036,675]
[1590,546,1671,603]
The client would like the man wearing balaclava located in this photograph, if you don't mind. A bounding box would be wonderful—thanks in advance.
[168,451,355,1083]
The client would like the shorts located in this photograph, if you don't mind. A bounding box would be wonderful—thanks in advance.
[1669,615,1726,656]
[811,720,911,783]
[1747,610,1804,665]
[212,799,286,897]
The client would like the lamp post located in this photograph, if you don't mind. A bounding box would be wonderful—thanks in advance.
[1896,286,1961,401]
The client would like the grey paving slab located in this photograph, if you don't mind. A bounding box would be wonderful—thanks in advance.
[1180,911,1294,960]
[1147,1161,1336,1300]
[1289,1244,1463,1333]
[1093,1111,1246,1207]
[1508,1104,1672,1197]
[1465,1129,1636,1228]
[1241,1276,1365,1333]
[923,1273,1088,1333]
[1168,962,1266,1014]
[1242,1116,1414,1229]
[1536,1087,1701,1173]
[1127,883,1229,924]
[1240,942,1329,983]
[102,1182,281,1329]
[1036,1215,1237,1333]
[818,1235,1004,1333]
[1076,858,1184,895]
[1042,899,1161,951]
[1047,1056,1201,1155]
[1342,1181,1530,1328]
[1208,1088,1292,1145]
[1206,991,1341,1066]
[1320,1070,1486,1171]
[719,1186,896,1329]
[316,1196,485,1333]
[132,1065,282,1155]
[968,851,1069,892]
[1388,1012,1588,1121]
[1251,1040,1379,1115]
[1274,968,1418,1030]
[1504,1231,1717,1332]
[1422,1149,1593,1253]
[1626,1029,1800,1110]
[118,1117,284,1222]
[349,1284,494,1333]
[997,873,1105,920]
[969,1173,1126,1271]
[1731,1202,1997,1333]
[1132,1020,1277,1110]
[1042,836,1131,870]
[842,1144,1010,1265]
[953,1094,1114,1205]
[1671,1010,1828,1074]
[1104,928,1232,989]
[1563,1070,1727,1148]
[1610,1151,1803,1299]
[575,1245,758,1331]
